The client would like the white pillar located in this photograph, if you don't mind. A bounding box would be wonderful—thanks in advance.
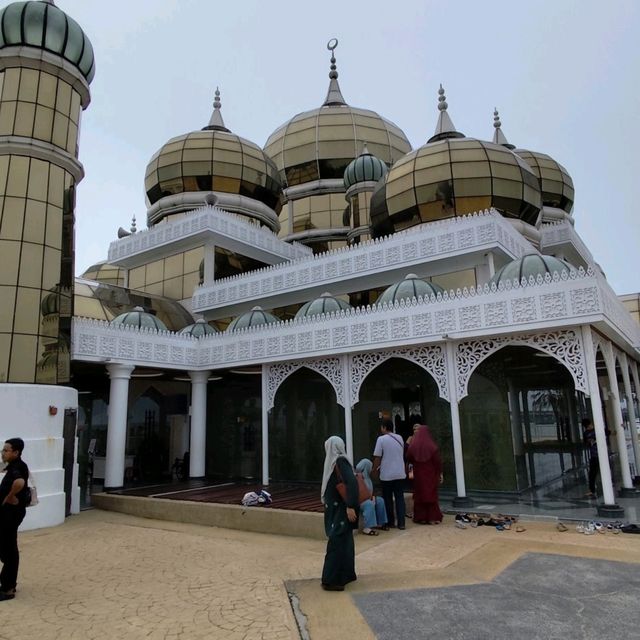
[620,353,640,478]
[188,370,209,478]
[446,342,471,505]
[580,327,618,507]
[343,355,354,464]
[261,364,269,486]
[602,343,633,490]
[104,363,135,489]
[203,241,216,284]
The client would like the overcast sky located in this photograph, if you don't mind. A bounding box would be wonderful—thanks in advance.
[58,0,639,294]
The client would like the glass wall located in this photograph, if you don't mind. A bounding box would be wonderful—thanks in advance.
[0,67,82,383]
[270,367,344,483]
[206,374,262,481]
[353,358,454,488]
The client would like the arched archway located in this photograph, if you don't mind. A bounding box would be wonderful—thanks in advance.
[270,367,344,483]
[353,357,453,486]
[460,345,588,495]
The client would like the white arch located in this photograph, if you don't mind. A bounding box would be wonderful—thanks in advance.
[349,345,448,408]
[455,329,587,400]
[265,357,344,410]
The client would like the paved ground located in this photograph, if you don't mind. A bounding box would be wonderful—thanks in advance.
[6,509,640,640]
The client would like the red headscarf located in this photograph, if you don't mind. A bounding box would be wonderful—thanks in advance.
[407,425,438,463]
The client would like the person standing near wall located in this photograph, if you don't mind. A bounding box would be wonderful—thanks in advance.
[0,438,29,600]
[373,419,406,530]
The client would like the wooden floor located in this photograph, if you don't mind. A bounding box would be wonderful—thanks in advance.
[108,480,325,513]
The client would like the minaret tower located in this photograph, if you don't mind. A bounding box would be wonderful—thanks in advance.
[0,0,94,384]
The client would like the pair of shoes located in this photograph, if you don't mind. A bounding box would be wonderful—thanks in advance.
[621,523,640,534]
[362,528,379,536]
[321,583,345,591]
[556,522,568,532]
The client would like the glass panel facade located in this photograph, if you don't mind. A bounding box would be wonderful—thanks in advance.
[0,153,73,384]
[0,69,82,154]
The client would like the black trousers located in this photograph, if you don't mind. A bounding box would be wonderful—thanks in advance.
[381,479,406,528]
[588,458,599,494]
[0,505,25,592]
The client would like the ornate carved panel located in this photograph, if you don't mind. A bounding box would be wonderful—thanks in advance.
[455,329,587,400]
[350,345,448,407]
[265,357,344,409]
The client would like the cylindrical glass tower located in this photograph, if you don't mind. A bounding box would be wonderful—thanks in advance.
[0,0,94,383]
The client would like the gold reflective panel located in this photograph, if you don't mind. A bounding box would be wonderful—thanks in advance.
[145,130,281,213]
[515,149,574,213]
[264,105,411,187]
[380,138,542,234]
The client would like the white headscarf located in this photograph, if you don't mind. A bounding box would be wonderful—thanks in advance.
[321,436,347,504]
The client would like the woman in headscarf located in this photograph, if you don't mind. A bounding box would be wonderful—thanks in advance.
[320,436,359,591]
[405,425,443,524]
[355,459,388,535]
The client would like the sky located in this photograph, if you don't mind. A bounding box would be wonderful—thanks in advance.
[55,0,640,294]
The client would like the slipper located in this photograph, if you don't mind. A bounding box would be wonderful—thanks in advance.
[556,522,568,532]
[515,526,526,533]
[362,529,379,536]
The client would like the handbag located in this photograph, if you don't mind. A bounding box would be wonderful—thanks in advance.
[335,463,372,504]
[26,473,39,507]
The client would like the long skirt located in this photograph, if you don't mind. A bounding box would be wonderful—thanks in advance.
[321,530,356,587]
[360,496,388,529]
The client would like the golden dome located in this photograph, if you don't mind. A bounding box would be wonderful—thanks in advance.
[264,41,410,188]
[265,106,410,187]
[514,149,574,213]
[373,88,542,235]
[144,90,282,226]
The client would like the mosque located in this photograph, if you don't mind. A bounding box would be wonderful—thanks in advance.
[1,1,639,530]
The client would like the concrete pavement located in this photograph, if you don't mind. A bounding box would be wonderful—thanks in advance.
[6,510,640,639]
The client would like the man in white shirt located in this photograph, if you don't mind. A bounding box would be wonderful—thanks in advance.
[373,419,406,529]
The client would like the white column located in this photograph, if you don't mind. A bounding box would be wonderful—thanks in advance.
[581,327,617,506]
[104,363,135,489]
[602,343,633,490]
[343,355,354,464]
[620,353,640,478]
[446,342,471,505]
[188,370,209,478]
[261,364,269,486]
[202,241,216,284]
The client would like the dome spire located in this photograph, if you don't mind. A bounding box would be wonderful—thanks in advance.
[130,215,137,234]
[203,87,230,132]
[428,84,465,143]
[492,108,515,149]
[323,38,347,107]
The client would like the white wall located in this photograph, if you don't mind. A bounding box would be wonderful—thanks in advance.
[0,384,78,531]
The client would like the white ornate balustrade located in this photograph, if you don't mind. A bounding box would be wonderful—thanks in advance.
[107,205,312,267]
[540,221,594,266]
[73,266,640,375]
[192,209,536,316]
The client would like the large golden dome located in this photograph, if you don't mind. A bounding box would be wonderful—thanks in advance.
[264,41,410,188]
[372,87,542,235]
[145,90,282,227]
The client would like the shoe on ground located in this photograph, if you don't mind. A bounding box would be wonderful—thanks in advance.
[0,592,15,601]
[321,583,345,591]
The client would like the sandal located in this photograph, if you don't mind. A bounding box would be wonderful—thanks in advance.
[515,526,526,533]
[556,522,568,532]
[362,528,379,536]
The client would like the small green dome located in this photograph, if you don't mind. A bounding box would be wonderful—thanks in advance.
[226,306,279,332]
[179,319,217,337]
[0,1,95,83]
[295,292,352,320]
[344,145,388,190]
[111,306,168,331]
[489,254,576,287]
[377,274,444,306]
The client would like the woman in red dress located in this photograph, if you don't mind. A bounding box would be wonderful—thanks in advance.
[406,425,443,524]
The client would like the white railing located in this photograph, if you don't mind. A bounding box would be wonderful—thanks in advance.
[540,221,594,264]
[192,209,535,314]
[107,205,312,265]
[73,266,639,371]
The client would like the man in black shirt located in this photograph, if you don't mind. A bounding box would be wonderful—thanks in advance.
[0,438,29,600]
